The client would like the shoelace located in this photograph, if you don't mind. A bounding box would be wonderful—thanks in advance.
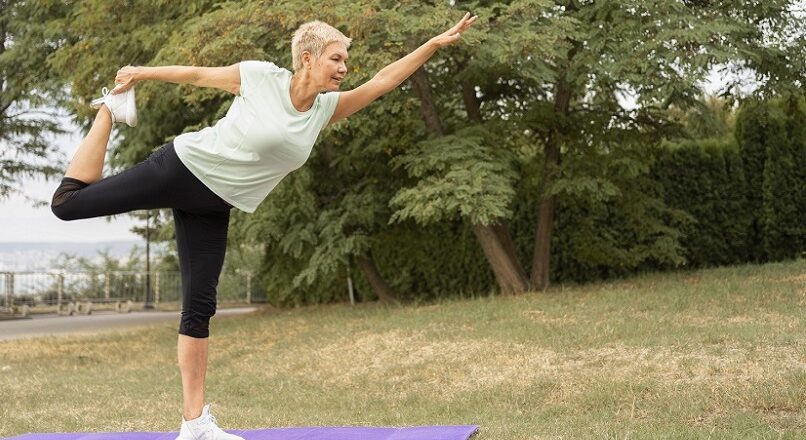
[91,86,113,106]
[197,413,220,430]
[95,84,123,101]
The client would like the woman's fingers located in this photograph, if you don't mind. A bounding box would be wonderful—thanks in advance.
[446,13,467,33]
[462,15,477,30]
[455,13,477,33]
[110,80,136,94]
[111,81,128,94]
[452,12,471,32]
[111,66,137,94]
[432,12,478,48]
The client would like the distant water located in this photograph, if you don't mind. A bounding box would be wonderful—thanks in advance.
[0,241,167,272]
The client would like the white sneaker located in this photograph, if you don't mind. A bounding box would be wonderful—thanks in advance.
[90,84,138,127]
[175,403,244,440]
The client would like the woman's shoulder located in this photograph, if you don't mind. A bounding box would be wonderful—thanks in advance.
[241,60,287,75]
[238,60,290,98]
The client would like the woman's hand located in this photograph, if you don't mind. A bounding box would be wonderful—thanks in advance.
[429,12,478,49]
[110,65,141,94]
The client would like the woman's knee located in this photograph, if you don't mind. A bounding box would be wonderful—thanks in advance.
[51,177,89,220]
[51,200,77,221]
[179,308,217,338]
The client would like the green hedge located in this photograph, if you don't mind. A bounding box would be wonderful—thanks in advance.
[652,95,805,268]
[651,138,751,267]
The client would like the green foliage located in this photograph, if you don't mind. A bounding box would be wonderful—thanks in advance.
[735,99,769,257]
[653,138,753,267]
[0,0,69,200]
[358,221,497,302]
[509,139,688,282]
[759,95,806,260]
[291,187,379,289]
[667,95,735,140]
[389,125,520,226]
[7,0,805,304]
[652,95,805,267]
[736,96,806,261]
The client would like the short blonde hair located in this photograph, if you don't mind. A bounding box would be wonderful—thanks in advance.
[291,20,352,72]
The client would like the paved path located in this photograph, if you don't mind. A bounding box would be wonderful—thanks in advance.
[0,307,258,341]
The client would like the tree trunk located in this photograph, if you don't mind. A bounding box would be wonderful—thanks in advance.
[530,74,573,291]
[355,252,399,305]
[410,67,443,135]
[528,2,584,291]
[460,76,529,288]
[530,143,559,291]
[409,67,527,295]
[460,78,483,123]
[472,223,528,294]
[492,221,527,285]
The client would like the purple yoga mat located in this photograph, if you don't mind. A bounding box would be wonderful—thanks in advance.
[5,425,479,440]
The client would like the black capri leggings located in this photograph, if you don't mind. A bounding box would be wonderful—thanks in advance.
[51,142,233,338]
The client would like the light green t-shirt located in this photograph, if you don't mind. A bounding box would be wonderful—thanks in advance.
[174,60,340,213]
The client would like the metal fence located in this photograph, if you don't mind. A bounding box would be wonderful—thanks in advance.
[0,270,260,316]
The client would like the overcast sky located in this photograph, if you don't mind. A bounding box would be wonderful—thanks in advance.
[0,64,759,244]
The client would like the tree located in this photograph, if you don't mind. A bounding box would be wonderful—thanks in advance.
[0,0,71,200]
[502,0,806,289]
[12,0,805,303]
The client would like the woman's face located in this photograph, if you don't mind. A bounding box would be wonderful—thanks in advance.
[312,42,349,92]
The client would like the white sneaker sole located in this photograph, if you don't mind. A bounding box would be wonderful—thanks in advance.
[125,87,138,127]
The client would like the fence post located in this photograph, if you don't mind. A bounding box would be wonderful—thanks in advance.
[104,271,110,300]
[154,271,160,306]
[57,272,65,308]
[347,274,355,306]
[347,256,355,306]
[4,273,13,308]
[245,272,252,304]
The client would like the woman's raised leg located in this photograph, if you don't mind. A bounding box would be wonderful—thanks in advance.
[64,106,113,184]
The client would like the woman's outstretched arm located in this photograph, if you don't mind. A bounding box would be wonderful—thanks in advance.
[328,12,478,125]
[109,64,241,95]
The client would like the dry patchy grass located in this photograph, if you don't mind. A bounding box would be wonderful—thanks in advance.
[0,259,804,438]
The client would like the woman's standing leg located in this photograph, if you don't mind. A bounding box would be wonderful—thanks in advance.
[178,335,209,420]
[65,106,113,184]
[172,207,231,421]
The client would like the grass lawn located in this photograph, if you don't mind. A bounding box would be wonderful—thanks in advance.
[1,259,804,439]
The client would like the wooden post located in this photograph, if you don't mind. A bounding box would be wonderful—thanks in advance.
[245,272,252,304]
[347,256,355,306]
[4,273,12,308]
[104,271,110,300]
[57,273,64,308]
[347,275,355,306]
[154,271,160,306]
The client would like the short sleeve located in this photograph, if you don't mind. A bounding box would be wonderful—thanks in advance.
[316,91,340,130]
[238,60,279,97]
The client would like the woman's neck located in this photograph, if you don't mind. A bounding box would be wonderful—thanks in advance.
[289,73,319,112]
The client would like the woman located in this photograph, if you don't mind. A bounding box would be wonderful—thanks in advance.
[51,12,477,439]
